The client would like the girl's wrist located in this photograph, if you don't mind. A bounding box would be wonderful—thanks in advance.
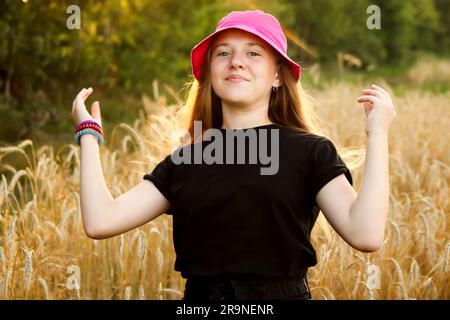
[74,120,104,146]
[367,130,388,141]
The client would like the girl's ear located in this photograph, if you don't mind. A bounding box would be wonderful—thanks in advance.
[273,65,282,87]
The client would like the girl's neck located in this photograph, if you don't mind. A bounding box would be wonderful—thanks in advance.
[220,103,272,130]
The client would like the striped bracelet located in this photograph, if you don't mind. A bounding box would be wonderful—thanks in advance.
[73,128,104,146]
[76,123,103,135]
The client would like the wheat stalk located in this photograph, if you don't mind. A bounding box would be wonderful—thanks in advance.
[38,277,50,299]
[2,270,12,299]
[444,242,450,273]
[7,215,17,242]
[407,259,420,290]
[124,286,131,300]
[0,246,4,274]
[138,231,148,266]
[155,246,164,275]
[22,246,34,296]
[138,285,145,300]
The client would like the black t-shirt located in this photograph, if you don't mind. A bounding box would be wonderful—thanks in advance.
[143,123,353,279]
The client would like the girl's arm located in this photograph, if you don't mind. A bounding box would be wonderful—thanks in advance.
[315,84,396,252]
[80,133,170,239]
[349,131,389,250]
[73,88,170,239]
[79,132,115,238]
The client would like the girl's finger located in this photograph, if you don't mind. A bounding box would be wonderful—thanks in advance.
[371,84,387,95]
[364,102,373,117]
[82,87,93,100]
[75,87,93,106]
[75,88,86,100]
[357,95,380,104]
[362,89,383,99]
[91,101,101,118]
[371,84,391,102]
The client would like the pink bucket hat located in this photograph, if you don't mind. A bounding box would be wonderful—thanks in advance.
[191,10,301,81]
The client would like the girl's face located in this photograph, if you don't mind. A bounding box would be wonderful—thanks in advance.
[210,29,281,108]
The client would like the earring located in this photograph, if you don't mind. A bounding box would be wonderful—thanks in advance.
[272,86,279,93]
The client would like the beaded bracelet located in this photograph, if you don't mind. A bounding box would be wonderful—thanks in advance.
[73,128,104,146]
[74,120,104,146]
[76,120,102,133]
[76,123,103,135]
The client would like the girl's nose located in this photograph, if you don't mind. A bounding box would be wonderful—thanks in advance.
[228,52,245,69]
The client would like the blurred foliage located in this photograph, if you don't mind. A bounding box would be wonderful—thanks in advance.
[0,0,448,145]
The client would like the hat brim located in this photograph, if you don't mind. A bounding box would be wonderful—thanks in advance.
[191,25,301,81]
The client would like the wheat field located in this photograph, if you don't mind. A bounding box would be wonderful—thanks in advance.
[0,78,448,300]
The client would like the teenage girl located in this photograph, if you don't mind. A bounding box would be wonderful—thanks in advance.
[71,10,396,300]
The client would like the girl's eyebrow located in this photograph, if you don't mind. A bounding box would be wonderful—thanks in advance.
[213,42,266,50]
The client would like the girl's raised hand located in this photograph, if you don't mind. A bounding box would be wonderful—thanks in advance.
[71,87,102,127]
[357,84,396,137]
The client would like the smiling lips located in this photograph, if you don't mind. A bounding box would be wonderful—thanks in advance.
[225,75,249,82]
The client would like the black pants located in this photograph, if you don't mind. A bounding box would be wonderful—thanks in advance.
[182,273,312,300]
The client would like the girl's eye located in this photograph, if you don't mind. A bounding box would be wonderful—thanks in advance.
[216,52,261,57]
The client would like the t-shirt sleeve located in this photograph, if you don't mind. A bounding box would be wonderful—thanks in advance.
[309,137,353,204]
[143,154,174,214]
